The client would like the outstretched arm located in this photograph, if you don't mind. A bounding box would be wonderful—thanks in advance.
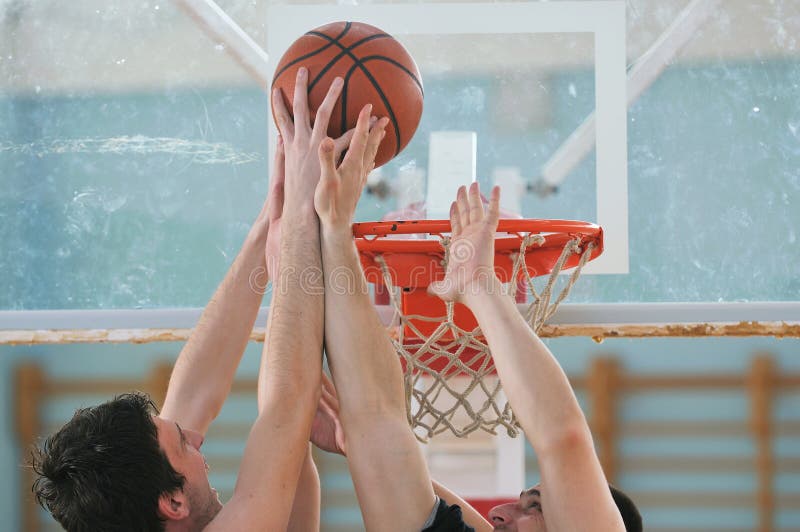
[314,111,437,531]
[429,183,624,531]
[288,372,349,532]
[311,375,491,531]
[160,137,285,436]
[286,445,321,532]
[206,69,336,530]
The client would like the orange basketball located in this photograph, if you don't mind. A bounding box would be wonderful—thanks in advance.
[271,21,424,168]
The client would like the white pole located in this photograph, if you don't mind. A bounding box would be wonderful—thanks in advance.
[173,0,272,89]
[539,0,720,191]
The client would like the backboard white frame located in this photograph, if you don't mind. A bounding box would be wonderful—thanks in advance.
[267,1,629,274]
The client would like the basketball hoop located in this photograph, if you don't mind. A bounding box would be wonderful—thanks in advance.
[354,218,603,439]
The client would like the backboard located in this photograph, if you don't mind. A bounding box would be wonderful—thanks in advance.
[264,0,799,314]
[268,1,628,276]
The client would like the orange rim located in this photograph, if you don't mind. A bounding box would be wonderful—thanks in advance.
[353,218,603,253]
[353,218,604,288]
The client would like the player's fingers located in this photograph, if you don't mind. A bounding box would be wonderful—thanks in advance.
[318,137,338,180]
[456,185,470,227]
[427,280,453,302]
[321,383,340,412]
[487,185,501,228]
[359,115,377,169]
[468,181,484,222]
[319,379,335,404]
[352,114,383,195]
[362,116,388,172]
[320,370,331,388]
[333,128,355,162]
[313,77,344,140]
[292,67,310,134]
[321,371,335,394]
[272,88,294,144]
[449,201,462,237]
[362,162,376,189]
[318,396,337,420]
[342,104,372,169]
[320,378,341,414]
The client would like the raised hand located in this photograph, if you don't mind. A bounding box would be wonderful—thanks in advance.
[310,372,347,456]
[428,182,502,303]
[314,105,388,230]
[272,68,353,208]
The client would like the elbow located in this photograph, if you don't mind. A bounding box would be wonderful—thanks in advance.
[536,418,595,459]
[202,397,225,423]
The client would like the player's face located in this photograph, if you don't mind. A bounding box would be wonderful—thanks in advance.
[154,416,222,525]
[488,485,546,531]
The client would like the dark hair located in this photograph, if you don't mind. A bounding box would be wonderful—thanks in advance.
[610,485,643,532]
[31,392,185,532]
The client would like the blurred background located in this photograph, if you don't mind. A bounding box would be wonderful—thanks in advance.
[1,1,799,530]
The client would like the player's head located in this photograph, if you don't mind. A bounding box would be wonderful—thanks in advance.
[31,392,222,531]
[487,483,642,532]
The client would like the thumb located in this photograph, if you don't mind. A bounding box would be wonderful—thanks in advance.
[427,280,452,301]
[333,128,355,162]
[318,137,337,177]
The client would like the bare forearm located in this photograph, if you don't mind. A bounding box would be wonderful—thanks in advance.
[260,209,324,407]
[227,207,324,528]
[318,229,439,531]
[162,220,269,432]
[465,287,590,452]
[288,445,321,532]
[223,209,324,530]
[219,401,317,530]
[320,227,406,421]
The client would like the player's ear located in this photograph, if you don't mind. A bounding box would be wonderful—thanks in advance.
[158,489,190,521]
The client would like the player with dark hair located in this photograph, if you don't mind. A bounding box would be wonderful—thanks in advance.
[30,69,380,532]
[32,393,185,531]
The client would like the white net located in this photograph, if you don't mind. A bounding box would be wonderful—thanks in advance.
[375,234,596,440]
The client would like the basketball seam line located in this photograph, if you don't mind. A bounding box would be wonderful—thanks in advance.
[306,30,425,91]
[274,24,423,161]
[270,22,352,88]
[305,32,392,93]
[342,62,399,154]
[309,32,419,157]
[356,55,424,95]
[342,57,409,156]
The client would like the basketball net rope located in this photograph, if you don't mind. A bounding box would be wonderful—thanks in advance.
[374,234,596,440]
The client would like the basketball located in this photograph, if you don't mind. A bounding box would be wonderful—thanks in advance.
[271,21,424,168]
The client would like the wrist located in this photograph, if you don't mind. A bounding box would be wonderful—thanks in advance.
[248,216,269,241]
[321,224,353,244]
[283,204,319,225]
[462,277,506,309]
